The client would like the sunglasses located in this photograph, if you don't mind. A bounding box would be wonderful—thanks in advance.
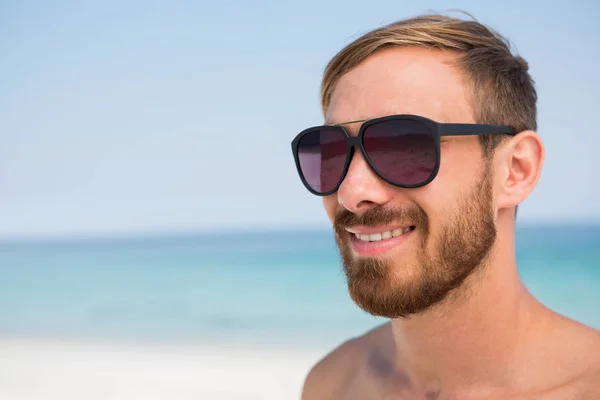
[291,114,516,196]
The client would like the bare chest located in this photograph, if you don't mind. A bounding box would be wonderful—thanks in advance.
[338,356,440,400]
[337,364,599,400]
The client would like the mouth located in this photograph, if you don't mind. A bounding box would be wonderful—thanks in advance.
[351,226,414,242]
[346,226,416,257]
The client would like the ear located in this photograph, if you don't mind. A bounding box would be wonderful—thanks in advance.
[495,130,545,211]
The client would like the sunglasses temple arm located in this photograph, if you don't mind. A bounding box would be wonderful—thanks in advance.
[440,124,516,136]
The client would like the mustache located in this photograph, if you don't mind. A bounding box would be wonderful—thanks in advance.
[334,205,428,229]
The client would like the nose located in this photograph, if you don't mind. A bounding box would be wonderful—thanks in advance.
[337,150,395,214]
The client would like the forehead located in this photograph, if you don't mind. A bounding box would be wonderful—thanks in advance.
[326,47,475,128]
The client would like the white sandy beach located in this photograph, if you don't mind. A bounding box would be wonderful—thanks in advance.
[0,336,325,400]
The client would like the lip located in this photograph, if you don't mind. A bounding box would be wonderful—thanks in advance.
[345,225,413,235]
[349,228,414,257]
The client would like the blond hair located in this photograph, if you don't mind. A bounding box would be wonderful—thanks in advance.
[321,13,537,154]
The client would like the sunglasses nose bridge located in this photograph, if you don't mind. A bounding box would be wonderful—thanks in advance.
[340,135,361,168]
[341,135,372,180]
[347,135,362,150]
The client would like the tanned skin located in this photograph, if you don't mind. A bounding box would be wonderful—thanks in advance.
[301,47,600,400]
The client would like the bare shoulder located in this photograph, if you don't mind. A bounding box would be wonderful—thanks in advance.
[579,327,600,396]
[557,321,600,398]
[580,368,600,399]
[300,336,364,400]
[571,340,600,399]
[301,323,392,400]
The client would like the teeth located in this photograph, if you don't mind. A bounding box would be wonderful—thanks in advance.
[354,227,412,242]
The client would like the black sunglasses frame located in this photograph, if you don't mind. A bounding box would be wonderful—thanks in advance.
[291,114,516,196]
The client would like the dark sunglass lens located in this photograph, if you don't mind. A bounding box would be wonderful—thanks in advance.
[297,128,348,194]
[362,120,436,186]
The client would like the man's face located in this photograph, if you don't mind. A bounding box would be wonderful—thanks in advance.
[323,47,499,318]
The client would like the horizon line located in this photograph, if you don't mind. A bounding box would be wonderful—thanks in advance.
[0,219,599,245]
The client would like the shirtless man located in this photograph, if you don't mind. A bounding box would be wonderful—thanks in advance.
[290,13,600,399]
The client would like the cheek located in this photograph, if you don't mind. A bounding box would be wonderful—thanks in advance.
[413,183,457,236]
[322,195,338,223]
[437,142,484,191]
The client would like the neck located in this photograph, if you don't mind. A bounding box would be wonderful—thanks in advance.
[390,223,549,395]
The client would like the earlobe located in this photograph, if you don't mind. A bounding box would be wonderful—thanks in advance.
[497,130,544,210]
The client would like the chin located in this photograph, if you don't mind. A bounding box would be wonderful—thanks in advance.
[343,257,429,318]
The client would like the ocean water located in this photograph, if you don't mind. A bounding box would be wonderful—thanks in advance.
[0,224,598,349]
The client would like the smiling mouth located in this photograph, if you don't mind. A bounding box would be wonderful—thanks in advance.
[351,226,416,242]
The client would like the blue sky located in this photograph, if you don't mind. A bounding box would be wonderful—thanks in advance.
[0,0,598,238]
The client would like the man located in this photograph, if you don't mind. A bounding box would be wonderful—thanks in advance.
[291,13,600,399]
